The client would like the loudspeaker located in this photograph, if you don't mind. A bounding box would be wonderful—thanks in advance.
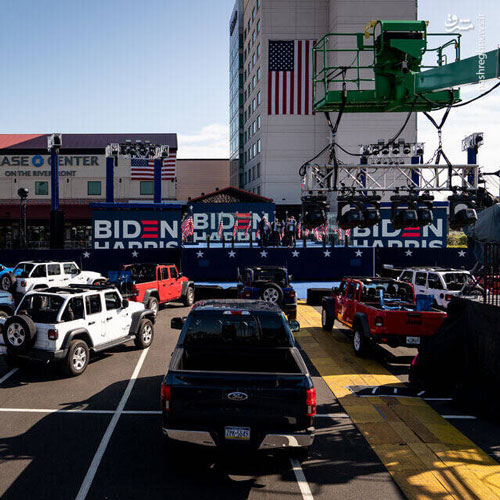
[50,210,65,249]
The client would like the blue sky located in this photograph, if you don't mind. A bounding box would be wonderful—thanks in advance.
[0,0,499,170]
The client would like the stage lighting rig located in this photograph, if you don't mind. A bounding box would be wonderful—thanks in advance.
[461,132,484,152]
[337,192,381,229]
[47,133,62,152]
[359,140,424,165]
[448,189,478,230]
[302,194,328,229]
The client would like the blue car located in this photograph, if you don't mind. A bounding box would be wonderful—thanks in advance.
[0,291,15,318]
[237,266,297,319]
[0,264,16,292]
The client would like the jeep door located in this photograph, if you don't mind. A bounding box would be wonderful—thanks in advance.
[158,266,171,303]
[29,264,48,290]
[103,291,130,339]
[427,273,445,306]
[168,266,183,300]
[63,262,82,284]
[414,271,428,295]
[84,294,107,345]
[47,264,63,287]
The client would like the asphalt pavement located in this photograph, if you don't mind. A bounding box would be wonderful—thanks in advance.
[0,303,405,500]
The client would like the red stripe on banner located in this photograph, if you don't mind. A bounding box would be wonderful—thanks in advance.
[141,221,158,225]
[297,41,302,114]
[275,71,279,115]
[305,40,310,115]
[402,233,421,237]
[268,71,272,114]
[290,71,294,114]
[141,235,159,239]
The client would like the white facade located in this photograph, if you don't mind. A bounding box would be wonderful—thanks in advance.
[236,0,417,204]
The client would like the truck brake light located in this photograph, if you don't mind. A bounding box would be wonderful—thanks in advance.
[161,383,171,413]
[48,329,58,340]
[288,290,296,298]
[375,316,384,327]
[244,290,252,298]
[21,281,27,288]
[305,387,316,417]
[445,294,452,301]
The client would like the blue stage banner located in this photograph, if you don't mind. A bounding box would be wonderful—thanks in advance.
[92,210,182,249]
[350,203,448,248]
[190,202,275,242]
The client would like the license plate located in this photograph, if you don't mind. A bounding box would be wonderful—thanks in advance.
[225,426,250,441]
[407,336,420,345]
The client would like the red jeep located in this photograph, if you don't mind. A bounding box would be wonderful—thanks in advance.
[321,277,446,356]
[109,263,195,314]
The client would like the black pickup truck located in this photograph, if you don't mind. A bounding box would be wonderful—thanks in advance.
[162,299,315,455]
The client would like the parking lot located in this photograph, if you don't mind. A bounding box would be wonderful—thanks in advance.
[0,303,408,500]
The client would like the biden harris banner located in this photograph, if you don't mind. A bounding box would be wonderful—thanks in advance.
[191,202,275,242]
[92,210,182,249]
[350,204,448,248]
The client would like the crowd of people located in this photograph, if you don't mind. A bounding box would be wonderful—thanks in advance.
[258,215,299,247]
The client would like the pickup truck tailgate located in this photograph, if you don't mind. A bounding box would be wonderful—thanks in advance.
[378,309,446,337]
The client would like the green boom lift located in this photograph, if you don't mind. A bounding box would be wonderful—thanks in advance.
[313,20,500,113]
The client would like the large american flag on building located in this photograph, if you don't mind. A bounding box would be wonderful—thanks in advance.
[268,40,315,115]
[130,152,177,180]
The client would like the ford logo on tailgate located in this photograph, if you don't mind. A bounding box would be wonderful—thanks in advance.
[227,392,248,401]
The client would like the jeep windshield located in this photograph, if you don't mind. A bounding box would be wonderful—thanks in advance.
[122,264,157,284]
[443,273,472,291]
[14,263,35,278]
[17,294,65,323]
[183,311,291,347]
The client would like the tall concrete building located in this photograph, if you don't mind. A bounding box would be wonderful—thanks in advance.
[229,0,417,205]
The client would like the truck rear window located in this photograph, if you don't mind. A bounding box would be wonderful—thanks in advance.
[184,312,291,347]
[122,264,157,283]
[17,294,64,323]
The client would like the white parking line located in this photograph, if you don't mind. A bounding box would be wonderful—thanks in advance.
[0,368,18,384]
[314,413,350,419]
[75,348,149,500]
[0,408,162,415]
[290,458,314,500]
[442,415,478,420]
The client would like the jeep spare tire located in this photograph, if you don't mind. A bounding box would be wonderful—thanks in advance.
[260,283,283,304]
[1,272,16,292]
[2,315,37,353]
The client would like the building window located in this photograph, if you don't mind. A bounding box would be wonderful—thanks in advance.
[140,181,154,195]
[252,52,256,65]
[257,19,261,33]
[257,163,261,177]
[257,139,262,153]
[253,143,257,157]
[248,19,251,32]
[87,181,101,196]
[257,115,261,129]
[257,43,261,58]
[252,166,256,180]
[252,98,256,111]
[252,30,256,43]
[248,62,251,74]
[257,67,261,81]
[244,29,247,40]
[252,7,256,20]
[257,186,261,195]
[252,74,256,88]
[257,91,261,106]
[253,121,256,134]
[35,181,48,195]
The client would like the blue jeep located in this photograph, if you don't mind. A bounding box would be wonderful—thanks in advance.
[0,291,15,318]
[0,264,16,292]
[237,266,297,319]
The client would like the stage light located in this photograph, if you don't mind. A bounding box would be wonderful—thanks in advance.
[448,193,478,230]
[461,132,484,151]
[360,205,381,228]
[47,133,62,151]
[302,197,328,229]
[18,188,29,200]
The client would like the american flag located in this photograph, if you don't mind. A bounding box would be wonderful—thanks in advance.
[268,40,315,115]
[130,152,177,181]
[217,217,224,239]
[181,215,194,240]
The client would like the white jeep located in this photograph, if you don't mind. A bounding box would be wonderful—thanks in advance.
[0,285,155,376]
[398,267,481,309]
[12,261,105,297]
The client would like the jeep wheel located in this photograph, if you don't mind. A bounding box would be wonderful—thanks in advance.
[321,308,334,332]
[135,319,154,349]
[260,284,283,304]
[2,315,36,353]
[183,286,195,307]
[63,340,89,377]
[147,297,159,315]
[1,273,15,292]
[353,329,370,357]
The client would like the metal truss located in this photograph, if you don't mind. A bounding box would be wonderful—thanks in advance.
[301,163,480,193]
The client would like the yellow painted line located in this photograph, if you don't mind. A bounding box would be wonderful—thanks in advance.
[297,304,500,500]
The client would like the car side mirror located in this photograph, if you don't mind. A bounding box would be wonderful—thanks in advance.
[122,299,129,309]
[171,317,186,330]
[178,272,183,278]
[288,319,300,332]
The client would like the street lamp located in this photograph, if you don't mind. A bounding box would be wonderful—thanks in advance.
[18,188,29,248]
